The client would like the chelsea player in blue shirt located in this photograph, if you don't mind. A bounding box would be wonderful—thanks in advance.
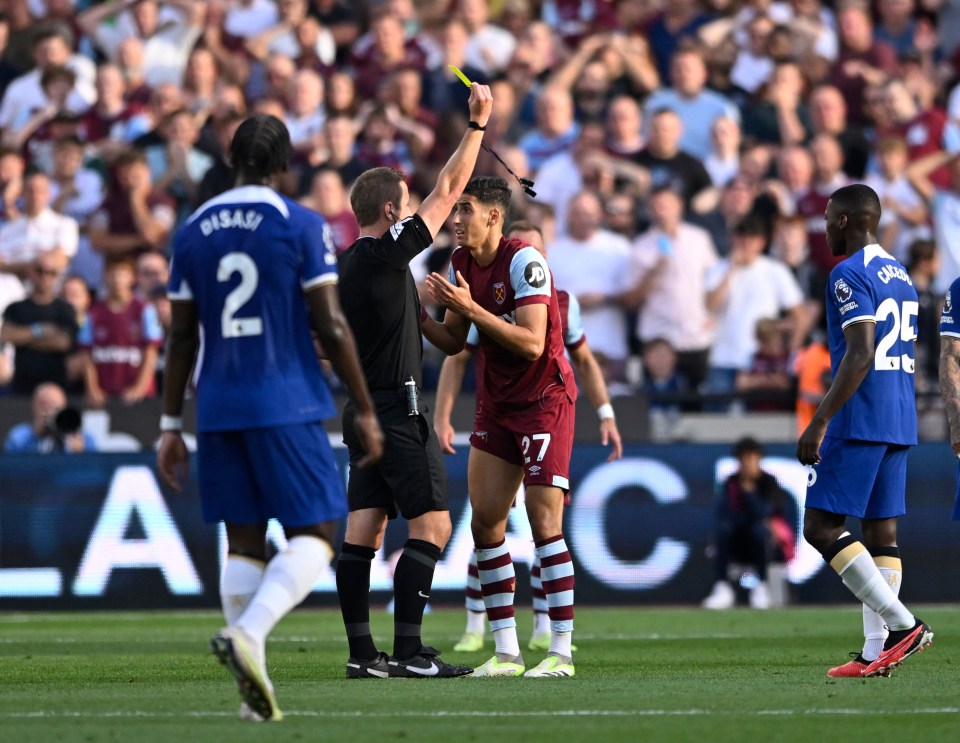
[797,184,932,678]
[157,115,383,721]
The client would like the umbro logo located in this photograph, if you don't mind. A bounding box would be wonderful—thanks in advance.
[528,465,541,475]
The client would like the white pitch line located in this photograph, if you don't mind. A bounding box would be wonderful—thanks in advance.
[3,709,960,720]
[0,633,744,644]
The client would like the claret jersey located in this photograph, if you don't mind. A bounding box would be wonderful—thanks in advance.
[450,237,577,409]
[825,243,918,445]
[168,185,338,432]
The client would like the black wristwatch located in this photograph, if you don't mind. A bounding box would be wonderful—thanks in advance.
[467,121,486,131]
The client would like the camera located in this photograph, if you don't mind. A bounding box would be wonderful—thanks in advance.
[44,406,82,449]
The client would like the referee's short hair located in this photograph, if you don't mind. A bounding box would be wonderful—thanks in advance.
[463,175,512,214]
[350,167,404,227]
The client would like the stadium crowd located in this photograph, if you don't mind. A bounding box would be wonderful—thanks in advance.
[0,0,958,425]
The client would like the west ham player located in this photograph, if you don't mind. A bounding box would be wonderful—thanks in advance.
[938,278,960,518]
[157,114,382,720]
[797,184,932,678]
[333,82,492,680]
[424,176,578,678]
[432,220,622,654]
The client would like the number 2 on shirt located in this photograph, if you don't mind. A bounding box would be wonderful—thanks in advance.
[218,252,263,339]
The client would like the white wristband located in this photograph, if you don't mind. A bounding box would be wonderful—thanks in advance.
[160,415,184,432]
[597,403,615,421]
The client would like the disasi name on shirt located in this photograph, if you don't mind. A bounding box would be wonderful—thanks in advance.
[199,208,265,236]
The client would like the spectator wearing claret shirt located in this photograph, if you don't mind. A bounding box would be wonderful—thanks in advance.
[883,77,949,188]
[88,150,174,262]
[795,134,849,279]
[827,2,897,127]
[350,11,428,100]
[354,105,416,175]
[79,257,162,407]
[383,67,438,163]
[81,64,148,162]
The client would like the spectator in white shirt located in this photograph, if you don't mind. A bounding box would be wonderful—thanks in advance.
[704,214,807,408]
[548,191,633,383]
[459,0,517,75]
[864,135,930,264]
[619,182,719,391]
[77,0,206,87]
[704,116,742,188]
[285,68,327,158]
[0,22,96,132]
[223,0,279,40]
[0,171,78,278]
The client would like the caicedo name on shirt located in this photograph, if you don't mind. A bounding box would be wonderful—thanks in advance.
[199,208,265,237]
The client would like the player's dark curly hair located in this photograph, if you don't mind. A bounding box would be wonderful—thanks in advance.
[229,114,291,182]
[463,175,512,214]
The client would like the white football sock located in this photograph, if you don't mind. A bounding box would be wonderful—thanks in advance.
[236,535,332,645]
[220,555,265,625]
[862,558,902,661]
[465,610,486,635]
[533,611,550,636]
[493,626,521,659]
[834,546,913,630]
[549,631,572,658]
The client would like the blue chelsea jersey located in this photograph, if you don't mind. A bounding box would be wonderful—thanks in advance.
[940,275,960,340]
[168,185,338,432]
[825,244,918,445]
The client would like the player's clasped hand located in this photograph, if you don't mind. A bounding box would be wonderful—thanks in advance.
[157,431,189,492]
[426,271,475,317]
[797,417,828,465]
[353,410,384,467]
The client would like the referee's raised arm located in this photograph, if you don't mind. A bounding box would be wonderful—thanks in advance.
[415,83,493,238]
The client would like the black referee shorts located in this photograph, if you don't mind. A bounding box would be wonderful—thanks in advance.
[342,395,448,520]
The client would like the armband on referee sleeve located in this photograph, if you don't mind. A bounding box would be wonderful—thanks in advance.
[597,403,615,421]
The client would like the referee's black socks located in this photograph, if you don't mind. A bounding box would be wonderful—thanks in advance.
[393,539,442,660]
[337,542,378,661]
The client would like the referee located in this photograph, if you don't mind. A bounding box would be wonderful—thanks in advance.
[335,82,493,678]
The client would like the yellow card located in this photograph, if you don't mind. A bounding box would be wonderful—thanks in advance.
[449,65,473,88]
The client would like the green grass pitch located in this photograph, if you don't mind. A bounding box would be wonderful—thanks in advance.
[1,606,958,742]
